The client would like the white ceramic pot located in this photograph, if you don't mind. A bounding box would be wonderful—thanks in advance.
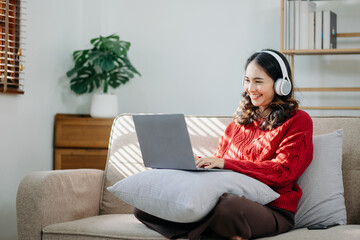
[90,93,119,118]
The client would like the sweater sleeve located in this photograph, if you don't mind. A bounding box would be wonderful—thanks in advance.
[224,113,313,188]
[213,122,235,158]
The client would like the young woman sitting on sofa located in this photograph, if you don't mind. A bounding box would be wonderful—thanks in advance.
[134,49,314,240]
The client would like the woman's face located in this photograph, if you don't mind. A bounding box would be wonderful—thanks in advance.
[244,60,275,112]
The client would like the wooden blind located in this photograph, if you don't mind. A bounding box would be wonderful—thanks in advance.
[0,0,23,94]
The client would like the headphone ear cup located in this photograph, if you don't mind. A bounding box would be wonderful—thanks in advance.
[274,78,283,95]
[282,78,292,96]
[274,78,292,96]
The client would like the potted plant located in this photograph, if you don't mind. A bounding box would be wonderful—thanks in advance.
[66,34,140,118]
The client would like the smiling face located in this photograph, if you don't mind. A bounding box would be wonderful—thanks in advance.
[243,60,275,112]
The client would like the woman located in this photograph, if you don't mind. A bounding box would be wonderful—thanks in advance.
[134,49,313,240]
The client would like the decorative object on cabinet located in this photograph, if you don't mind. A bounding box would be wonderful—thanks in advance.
[66,34,141,117]
[53,114,114,170]
[280,0,360,110]
[90,93,119,118]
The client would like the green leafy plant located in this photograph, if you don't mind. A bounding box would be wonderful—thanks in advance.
[66,34,140,94]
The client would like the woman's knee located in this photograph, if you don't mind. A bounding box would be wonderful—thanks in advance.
[133,207,142,218]
[208,194,252,237]
[214,193,250,219]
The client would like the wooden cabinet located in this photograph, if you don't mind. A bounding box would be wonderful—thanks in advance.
[280,0,360,110]
[54,114,114,170]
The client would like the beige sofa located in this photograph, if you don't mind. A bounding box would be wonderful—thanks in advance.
[17,115,360,240]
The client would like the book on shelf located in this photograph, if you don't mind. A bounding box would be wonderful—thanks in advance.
[287,0,316,50]
[294,0,300,49]
[288,0,295,49]
[315,10,323,49]
[299,0,316,49]
[308,11,315,49]
[323,11,337,49]
[285,0,337,50]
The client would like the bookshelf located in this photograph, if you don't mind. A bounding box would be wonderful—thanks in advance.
[280,0,360,110]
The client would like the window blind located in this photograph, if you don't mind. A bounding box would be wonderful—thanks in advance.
[0,0,23,94]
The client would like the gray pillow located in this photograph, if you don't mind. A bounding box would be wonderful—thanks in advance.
[107,169,279,223]
[295,129,347,228]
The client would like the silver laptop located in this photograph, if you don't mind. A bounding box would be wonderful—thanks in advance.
[133,114,228,171]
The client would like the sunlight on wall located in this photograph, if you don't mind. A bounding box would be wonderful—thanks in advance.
[187,118,225,137]
[107,114,231,178]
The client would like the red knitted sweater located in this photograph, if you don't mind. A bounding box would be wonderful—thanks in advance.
[214,110,313,213]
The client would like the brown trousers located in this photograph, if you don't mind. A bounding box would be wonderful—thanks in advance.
[134,193,295,240]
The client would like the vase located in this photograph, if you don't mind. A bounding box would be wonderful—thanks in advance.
[90,93,119,118]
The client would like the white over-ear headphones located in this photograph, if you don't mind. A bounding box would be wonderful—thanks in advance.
[261,50,292,96]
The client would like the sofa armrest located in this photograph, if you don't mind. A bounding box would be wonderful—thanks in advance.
[16,169,104,240]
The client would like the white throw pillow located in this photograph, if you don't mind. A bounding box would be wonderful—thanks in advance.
[295,129,347,228]
[107,169,279,223]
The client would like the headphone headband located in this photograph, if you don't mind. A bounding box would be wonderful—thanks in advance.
[261,50,292,96]
[261,50,289,80]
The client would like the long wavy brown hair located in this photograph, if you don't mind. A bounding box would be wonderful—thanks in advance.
[234,49,299,130]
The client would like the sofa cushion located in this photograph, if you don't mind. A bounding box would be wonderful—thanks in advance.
[42,214,167,240]
[257,225,360,240]
[42,215,360,240]
[295,129,346,228]
[107,169,280,223]
[311,117,360,225]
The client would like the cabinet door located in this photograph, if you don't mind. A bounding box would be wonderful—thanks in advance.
[55,116,113,148]
[54,148,108,170]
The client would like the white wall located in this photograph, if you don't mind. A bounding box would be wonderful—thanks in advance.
[102,0,281,116]
[0,0,359,239]
[0,1,101,239]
